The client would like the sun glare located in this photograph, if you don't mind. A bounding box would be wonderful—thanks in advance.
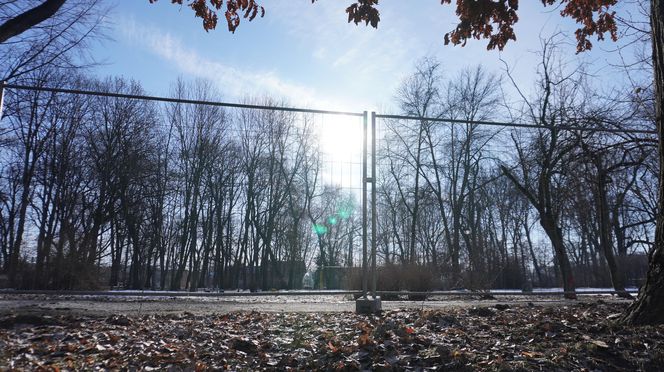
[317,115,364,188]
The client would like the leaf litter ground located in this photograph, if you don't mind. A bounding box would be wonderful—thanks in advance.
[1,300,663,371]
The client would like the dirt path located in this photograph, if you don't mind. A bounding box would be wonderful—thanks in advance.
[0,294,632,316]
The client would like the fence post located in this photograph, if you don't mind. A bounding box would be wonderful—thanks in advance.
[371,112,378,298]
[362,111,368,299]
[356,111,381,313]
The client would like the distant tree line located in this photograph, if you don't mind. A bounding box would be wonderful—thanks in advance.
[377,47,656,298]
[0,70,364,290]
[0,53,655,293]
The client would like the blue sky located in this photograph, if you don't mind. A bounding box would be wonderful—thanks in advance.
[91,1,648,113]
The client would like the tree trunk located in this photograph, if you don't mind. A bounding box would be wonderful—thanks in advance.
[0,0,66,43]
[540,214,576,299]
[524,217,544,286]
[8,159,34,288]
[621,0,664,324]
[596,171,630,298]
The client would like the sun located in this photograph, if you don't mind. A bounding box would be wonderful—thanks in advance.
[317,115,364,188]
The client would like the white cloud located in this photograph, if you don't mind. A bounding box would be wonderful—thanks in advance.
[114,17,332,108]
[109,2,457,113]
[266,0,425,108]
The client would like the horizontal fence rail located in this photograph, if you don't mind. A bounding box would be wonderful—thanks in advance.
[1,83,366,117]
[376,113,657,135]
[2,83,654,133]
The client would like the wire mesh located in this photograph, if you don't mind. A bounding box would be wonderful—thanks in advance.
[373,113,656,290]
[0,82,365,291]
[0,80,657,293]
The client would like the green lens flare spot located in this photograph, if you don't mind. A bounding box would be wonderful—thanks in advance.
[338,207,352,219]
[328,216,338,225]
[313,224,328,235]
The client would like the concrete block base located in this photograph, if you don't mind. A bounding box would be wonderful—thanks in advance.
[355,296,382,314]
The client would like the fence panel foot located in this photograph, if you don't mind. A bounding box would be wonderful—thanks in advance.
[355,296,381,314]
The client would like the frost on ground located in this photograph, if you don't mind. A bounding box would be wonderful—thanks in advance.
[0,293,628,316]
[1,300,662,371]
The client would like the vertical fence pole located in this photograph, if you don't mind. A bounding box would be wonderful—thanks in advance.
[362,111,368,298]
[371,112,377,297]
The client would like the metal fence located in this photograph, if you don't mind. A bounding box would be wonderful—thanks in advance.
[0,81,657,297]
[372,111,655,293]
[0,82,364,292]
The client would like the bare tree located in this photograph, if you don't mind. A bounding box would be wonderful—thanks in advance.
[2,68,68,287]
[0,0,104,81]
[501,39,583,298]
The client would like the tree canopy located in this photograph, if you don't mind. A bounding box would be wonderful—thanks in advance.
[0,1,623,52]
[149,0,264,32]
[150,0,619,52]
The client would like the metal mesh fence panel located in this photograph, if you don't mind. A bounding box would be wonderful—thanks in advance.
[374,113,656,291]
[0,82,364,291]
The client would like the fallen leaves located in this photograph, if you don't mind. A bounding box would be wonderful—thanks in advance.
[0,301,663,370]
[590,340,610,349]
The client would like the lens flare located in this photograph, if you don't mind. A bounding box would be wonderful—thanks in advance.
[313,224,328,235]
